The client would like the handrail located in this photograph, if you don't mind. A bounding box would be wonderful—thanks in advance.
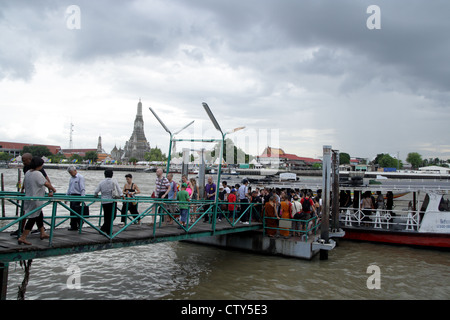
[263,213,321,242]
[0,191,326,245]
[338,206,421,230]
[0,191,264,246]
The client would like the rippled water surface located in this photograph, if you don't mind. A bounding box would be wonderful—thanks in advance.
[5,240,449,300]
[1,168,449,300]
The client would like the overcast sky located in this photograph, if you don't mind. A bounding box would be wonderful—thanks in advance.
[1,0,449,161]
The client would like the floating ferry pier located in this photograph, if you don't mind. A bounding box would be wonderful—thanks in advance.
[0,191,337,299]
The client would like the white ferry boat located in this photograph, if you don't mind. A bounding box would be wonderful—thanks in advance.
[339,188,450,248]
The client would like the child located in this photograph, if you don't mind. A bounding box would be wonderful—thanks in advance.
[177,183,190,228]
[228,188,237,220]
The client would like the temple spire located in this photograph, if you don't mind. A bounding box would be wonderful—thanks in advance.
[123,99,151,161]
[137,99,143,117]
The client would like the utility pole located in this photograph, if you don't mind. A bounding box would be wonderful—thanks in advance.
[69,122,74,149]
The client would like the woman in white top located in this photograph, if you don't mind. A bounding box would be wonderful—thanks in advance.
[18,157,57,245]
[94,169,123,234]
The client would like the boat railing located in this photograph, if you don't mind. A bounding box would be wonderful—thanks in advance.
[0,191,264,246]
[338,206,420,231]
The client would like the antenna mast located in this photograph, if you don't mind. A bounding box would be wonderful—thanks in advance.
[69,122,74,149]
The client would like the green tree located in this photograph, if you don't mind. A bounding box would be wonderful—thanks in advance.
[84,151,98,163]
[379,154,402,169]
[144,147,167,162]
[22,146,52,157]
[339,152,350,165]
[406,152,422,169]
[0,152,14,161]
[129,157,139,164]
[312,162,322,169]
[48,153,66,163]
[70,154,83,163]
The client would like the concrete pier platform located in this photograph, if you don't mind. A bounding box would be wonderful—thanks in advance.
[185,230,328,260]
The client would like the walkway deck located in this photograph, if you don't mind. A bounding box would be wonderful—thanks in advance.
[0,221,263,263]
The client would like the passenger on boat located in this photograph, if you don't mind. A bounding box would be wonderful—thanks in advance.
[361,191,374,224]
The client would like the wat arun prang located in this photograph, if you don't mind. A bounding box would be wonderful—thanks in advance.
[122,99,151,161]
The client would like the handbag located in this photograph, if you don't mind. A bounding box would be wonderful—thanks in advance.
[81,203,90,216]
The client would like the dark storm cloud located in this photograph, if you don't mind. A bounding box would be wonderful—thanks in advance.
[172,0,450,99]
[1,0,449,158]
[2,0,449,94]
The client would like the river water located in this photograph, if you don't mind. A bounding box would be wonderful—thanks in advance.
[1,168,449,300]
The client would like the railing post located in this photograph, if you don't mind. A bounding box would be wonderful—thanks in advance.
[152,203,158,237]
[49,201,58,247]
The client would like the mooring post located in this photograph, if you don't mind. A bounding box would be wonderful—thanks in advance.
[0,262,8,300]
[321,145,332,260]
[1,173,5,217]
[331,149,340,232]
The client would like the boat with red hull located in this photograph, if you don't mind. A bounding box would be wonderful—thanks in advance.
[339,189,450,249]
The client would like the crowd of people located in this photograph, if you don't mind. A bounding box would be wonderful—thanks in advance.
[16,155,324,244]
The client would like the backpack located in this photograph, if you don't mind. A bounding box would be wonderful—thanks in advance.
[302,197,311,212]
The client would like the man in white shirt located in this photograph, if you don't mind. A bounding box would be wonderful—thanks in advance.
[222,181,231,199]
[94,169,123,234]
[66,166,86,231]
[238,179,250,224]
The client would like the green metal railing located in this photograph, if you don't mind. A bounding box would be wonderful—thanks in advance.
[0,192,264,246]
[263,215,321,242]
[1,191,321,245]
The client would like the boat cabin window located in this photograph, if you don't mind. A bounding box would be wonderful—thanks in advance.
[438,194,450,212]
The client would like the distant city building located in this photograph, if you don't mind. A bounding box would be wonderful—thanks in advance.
[60,135,109,162]
[110,145,125,162]
[258,146,321,168]
[123,99,151,161]
[0,141,61,157]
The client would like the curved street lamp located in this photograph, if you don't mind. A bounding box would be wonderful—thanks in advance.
[149,107,194,175]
